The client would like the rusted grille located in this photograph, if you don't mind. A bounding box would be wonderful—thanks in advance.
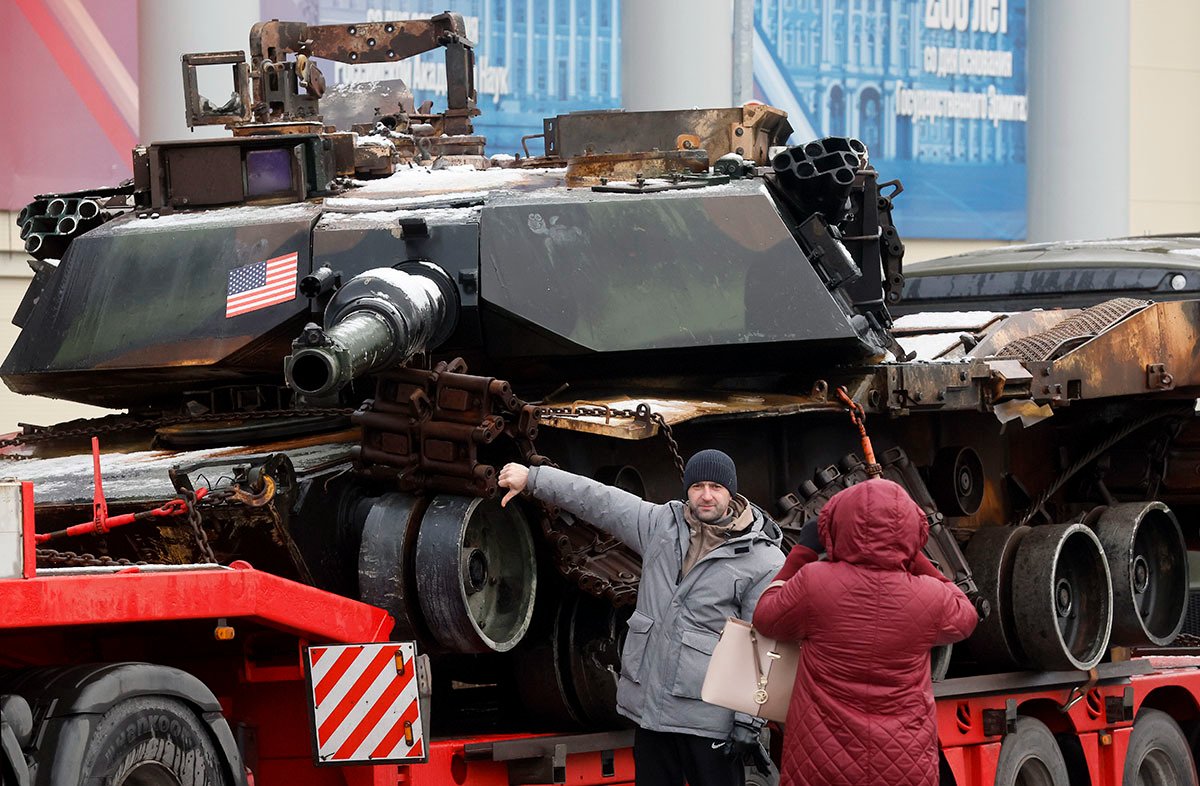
[994,297,1150,362]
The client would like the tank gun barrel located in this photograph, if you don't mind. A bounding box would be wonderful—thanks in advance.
[284,264,457,399]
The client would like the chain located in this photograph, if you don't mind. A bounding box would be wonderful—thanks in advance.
[36,548,142,568]
[179,489,218,564]
[0,407,355,460]
[535,404,685,482]
[649,413,686,481]
[33,482,248,569]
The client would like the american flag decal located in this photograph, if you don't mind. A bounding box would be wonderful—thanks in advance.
[306,642,426,765]
[225,252,299,318]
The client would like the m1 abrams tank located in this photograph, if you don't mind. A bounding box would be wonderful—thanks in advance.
[4,14,1195,729]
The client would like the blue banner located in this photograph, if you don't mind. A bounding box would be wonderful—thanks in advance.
[754,0,1028,239]
[315,0,621,160]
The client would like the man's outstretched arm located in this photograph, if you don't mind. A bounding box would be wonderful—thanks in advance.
[499,463,663,556]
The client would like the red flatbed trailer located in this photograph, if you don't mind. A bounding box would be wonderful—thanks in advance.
[935,657,1200,785]
[1,480,1198,786]
[0,481,638,786]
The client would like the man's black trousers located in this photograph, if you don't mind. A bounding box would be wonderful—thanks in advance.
[633,727,745,786]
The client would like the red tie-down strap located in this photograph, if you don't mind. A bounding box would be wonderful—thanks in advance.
[33,436,209,544]
[836,386,882,478]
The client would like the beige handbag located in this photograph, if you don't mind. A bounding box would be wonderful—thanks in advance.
[701,618,799,723]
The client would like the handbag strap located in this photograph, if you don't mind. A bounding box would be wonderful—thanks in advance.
[748,627,762,680]
[748,627,768,695]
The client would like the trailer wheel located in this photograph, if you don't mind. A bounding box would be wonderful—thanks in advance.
[1123,709,1198,786]
[78,696,229,786]
[994,717,1069,786]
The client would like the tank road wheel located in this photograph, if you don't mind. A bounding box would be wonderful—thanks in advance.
[515,590,586,726]
[1012,523,1112,671]
[358,493,429,642]
[930,446,985,517]
[1096,503,1189,647]
[515,590,627,727]
[562,592,627,726]
[79,696,230,786]
[1122,709,1198,786]
[416,495,537,653]
[964,525,1031,670]
[993,717,1070,786]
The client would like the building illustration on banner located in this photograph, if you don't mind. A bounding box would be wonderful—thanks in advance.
[754,0,1028,239]
[317,0,621,158]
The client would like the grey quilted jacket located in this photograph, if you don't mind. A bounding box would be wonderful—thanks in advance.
[527,465,785,739]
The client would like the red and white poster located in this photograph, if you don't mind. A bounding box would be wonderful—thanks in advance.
[3,0,138,210]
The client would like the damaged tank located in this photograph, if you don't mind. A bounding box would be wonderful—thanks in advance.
[3,13,1196,730]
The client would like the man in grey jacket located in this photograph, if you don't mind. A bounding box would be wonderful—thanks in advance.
[499,449,785,786]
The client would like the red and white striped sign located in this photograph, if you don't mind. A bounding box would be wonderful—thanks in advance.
[305,642,426,764]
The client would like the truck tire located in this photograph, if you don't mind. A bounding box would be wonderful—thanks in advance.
[994,717,1069,786]
[78,696,230,786]
[1123,709,1198,786]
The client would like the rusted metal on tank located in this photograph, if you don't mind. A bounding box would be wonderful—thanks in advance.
[873,361,994,414]
[246,14,479,133]
[995,297,1151,363]
[7,434,357,506]
[305,21,449,66]
[545,104,791,165]
[353,142,398,176]
[181,51,252,127]
[970,309,1081,358]
[1033,300,1200,402]
[229,122,324,137]
[863,295,1200,413]
[564,150,709,187]
[537,391,840,440]
[538,504,641,607]
[353,360,540,498]
[248,20,309,65]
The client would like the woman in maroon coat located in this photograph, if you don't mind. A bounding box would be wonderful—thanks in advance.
[753,479,978,786]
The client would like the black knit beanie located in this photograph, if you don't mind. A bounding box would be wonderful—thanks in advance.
[682,449,738,497]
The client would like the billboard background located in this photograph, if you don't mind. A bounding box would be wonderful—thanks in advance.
[753,0,1028,239]
[6,0,1023,241]
[3,0,138,211]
